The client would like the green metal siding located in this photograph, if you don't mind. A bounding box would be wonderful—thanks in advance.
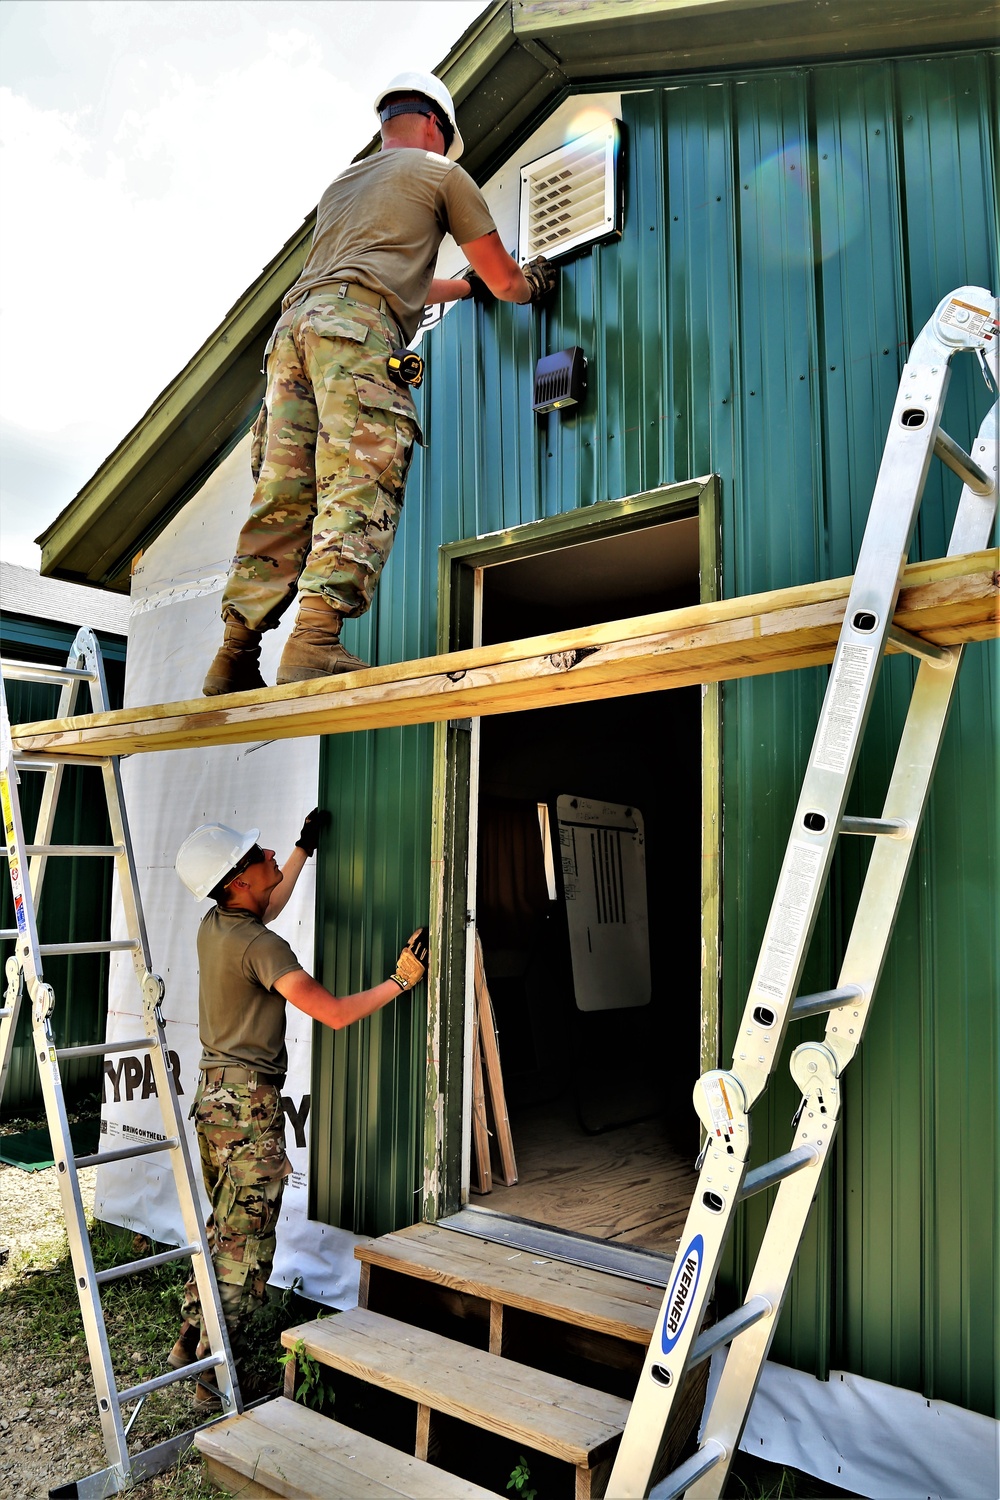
[312,49,998,1416]
[1,618,127,1114]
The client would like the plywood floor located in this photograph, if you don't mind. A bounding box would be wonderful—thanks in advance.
[473,1097,699,1257]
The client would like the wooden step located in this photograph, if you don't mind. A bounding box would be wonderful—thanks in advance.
[194,1395,497,1498]
[356,1221,662,1346]
[281,1307,630,1498]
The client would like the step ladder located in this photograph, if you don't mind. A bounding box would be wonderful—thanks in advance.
[608,285,999,1500]
[0,627,241,1497]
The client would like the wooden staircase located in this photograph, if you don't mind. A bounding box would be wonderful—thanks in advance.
[195,1222,707,1498]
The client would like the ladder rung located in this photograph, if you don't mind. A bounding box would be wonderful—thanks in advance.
[689,1295,773,1368]
[934,427,995,496]
[76,1137,178,1169]
[738,1144,818,1202]
[116,1353,224,1407]
[34,939,139,956]
[649,1440,727,1500]
[18,844,125,858]
[0,1007,12,1020]
[791,984,864,1019]
[840,815,910,838]
[95,1243,200,1285]
[1,661,97,685]
[886,624,954,667]
[12,753,111,770]
[56,1037,154,1061]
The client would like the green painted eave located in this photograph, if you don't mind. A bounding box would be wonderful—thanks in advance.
[37,0,997,590]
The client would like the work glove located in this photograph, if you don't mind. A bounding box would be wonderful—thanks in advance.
[391,928,429,991]
[250,402,268,483]
[521,255,557,305]
[461,266,493,304]
[295,807,330,856]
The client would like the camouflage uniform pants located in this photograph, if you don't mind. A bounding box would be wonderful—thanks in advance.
[221,288,422,632]
[182,1078,291,1334]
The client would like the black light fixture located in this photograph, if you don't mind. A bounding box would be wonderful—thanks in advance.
[533,347,587,415]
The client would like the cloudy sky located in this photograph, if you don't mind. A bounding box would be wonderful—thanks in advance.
[0,0,486,568]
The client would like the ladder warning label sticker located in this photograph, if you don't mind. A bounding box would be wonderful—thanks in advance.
[939,298,997,341]
[703,1075,737,1143]
[756,841,823,1001]
[814,643,875,773]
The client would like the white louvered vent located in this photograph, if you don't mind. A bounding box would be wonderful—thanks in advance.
[518,120,622,262]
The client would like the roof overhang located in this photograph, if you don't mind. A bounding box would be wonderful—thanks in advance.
[37,0,997,590]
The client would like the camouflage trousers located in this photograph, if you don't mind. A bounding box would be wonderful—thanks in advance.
[221,288,423,633]
[182,1077,291,1334]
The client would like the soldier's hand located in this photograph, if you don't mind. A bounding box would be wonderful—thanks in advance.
[295,807,330,856]
[521,255,557,305]
[461,267,492,304]
[391,928,429,991]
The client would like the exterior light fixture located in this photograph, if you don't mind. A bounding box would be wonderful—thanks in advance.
[532,347,587,415]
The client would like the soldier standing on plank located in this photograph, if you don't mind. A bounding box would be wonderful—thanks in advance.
[171,810,428,1405]
[203,70,555,696]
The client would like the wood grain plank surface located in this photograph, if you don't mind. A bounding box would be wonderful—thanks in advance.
[10,552,996,759]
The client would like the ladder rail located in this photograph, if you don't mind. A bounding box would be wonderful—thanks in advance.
[609,285,998,1498]
[1,630,243,1494]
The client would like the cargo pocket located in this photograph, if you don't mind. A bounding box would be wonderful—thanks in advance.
[350,374,423,496]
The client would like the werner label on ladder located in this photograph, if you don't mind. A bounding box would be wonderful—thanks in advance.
[608,285,998,1500]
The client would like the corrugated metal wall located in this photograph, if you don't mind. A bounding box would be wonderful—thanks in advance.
[1,620,127,1113]
[313,49,998,1416]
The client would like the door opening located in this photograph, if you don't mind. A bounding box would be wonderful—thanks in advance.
[470,514,704,1256]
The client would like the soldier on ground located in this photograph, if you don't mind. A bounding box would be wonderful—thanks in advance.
[171,808,428,1405]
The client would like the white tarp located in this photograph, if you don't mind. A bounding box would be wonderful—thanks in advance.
[709,1356,1000,1499]
[94,437,362,1308]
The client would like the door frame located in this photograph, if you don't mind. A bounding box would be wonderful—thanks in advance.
[422,475,722,1221]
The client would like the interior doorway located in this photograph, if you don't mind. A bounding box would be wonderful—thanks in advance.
[443,489,718,1260]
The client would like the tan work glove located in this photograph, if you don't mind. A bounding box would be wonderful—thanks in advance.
[391,928,429,990]
[521,255,557,305]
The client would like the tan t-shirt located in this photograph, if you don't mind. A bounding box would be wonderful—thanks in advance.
[196,906,303,1077]
[284,148,497,341]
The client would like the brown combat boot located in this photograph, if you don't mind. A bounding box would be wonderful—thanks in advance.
[202,618,265,696]
[276,594,368,684]
[167,1319,200,1370]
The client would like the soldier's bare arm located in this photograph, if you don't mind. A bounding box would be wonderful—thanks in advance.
[274,969,404,1030]
[460,230,531,302]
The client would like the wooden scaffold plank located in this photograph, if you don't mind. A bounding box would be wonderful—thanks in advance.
[8,550,997,760]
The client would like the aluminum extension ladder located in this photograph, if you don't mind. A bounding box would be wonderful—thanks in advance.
[609,285,999,1500]
[0,628,241,1497]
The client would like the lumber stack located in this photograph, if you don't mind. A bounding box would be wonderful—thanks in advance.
[9,550,997,760]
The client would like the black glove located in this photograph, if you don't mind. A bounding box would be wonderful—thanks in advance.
[391,927,429,990]
[521,255,557,305]
[295,807,330,856]
[461,266,493,304]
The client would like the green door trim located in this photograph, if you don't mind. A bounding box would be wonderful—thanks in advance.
[423,474,723,1221]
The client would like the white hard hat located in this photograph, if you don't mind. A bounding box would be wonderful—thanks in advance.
[374,71,463,161]
[175,822,260,901]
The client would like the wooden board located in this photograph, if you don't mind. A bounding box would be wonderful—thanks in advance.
[10,551,997,759]
[474,935,517,1186]
[281,1307,630,1466]
[194,1397,498,1499]
[355,1222,662,1343]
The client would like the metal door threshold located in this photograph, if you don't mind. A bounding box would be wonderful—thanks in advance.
[439,1207,673,1287]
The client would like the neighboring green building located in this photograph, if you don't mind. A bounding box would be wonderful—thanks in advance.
[34,3,997,1489]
